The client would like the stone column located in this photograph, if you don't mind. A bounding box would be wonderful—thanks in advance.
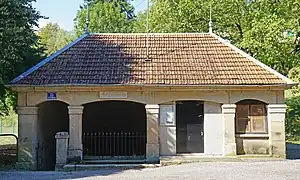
[145,104,160,163]
[55,132,69,170]
[267,104,286,158]
[222,104,237,156]
[68,105,84,162]
[16,106,38,170]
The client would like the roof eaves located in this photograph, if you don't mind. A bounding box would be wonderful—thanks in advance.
[210,33,297,86]
[90,32,211,36]
[9,33,89,84]
[8,83,290,87]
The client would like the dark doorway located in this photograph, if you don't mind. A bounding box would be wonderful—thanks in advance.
[82,101,146,161]
[37,101,69,170]
[176,101,204,153]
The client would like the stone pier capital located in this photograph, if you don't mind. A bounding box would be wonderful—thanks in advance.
[68,105,84,114]
[17,106,38,115]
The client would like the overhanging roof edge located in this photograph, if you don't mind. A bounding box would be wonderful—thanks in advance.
[10,33,89,84]
[210,33,296,85]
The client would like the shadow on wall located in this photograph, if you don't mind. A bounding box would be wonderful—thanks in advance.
[286,143,300,159]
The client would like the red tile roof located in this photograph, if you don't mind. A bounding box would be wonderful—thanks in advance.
[10,33,292,86]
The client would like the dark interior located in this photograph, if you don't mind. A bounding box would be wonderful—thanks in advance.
[176,101,204,153]
[37,101,69,170]
[82,101,146,158]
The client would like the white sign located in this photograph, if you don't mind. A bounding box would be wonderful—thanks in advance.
[160,105,175,125]
[99,92,128,99]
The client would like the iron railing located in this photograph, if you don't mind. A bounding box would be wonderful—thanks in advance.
[83,132,146,160]
[0,134,18,167]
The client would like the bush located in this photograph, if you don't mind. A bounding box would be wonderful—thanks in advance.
[286,96,300,141]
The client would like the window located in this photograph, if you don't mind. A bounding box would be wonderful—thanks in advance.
[235,100,267,134]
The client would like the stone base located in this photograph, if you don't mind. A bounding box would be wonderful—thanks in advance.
[146,143,160,163]
[224,143,237,156]
[15,161,36,170]
[55,164,66,171]
[271,141,286,158]
[67,156,82,163]
[68,148,82,163]
[62,163,161,171]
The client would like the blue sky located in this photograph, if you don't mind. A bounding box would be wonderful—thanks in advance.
[33,0,147,31]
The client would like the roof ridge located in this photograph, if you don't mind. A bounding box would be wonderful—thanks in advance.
[10,33,89,84]
[210,33,296,85]
[90,32,211,36]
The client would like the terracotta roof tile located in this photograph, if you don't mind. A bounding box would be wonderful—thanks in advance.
[12,33,289,86]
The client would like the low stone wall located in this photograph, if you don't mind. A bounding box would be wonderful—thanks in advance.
[236,137,269,155]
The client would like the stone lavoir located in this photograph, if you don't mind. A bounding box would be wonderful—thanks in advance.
[8,33,296,170]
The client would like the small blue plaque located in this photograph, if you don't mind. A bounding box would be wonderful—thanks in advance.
[47,92,57,100]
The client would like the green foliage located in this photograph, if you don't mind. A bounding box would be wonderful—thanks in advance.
[74,0,136,36]
[38,23,75,56]
[0,0,44,114]
[286,96,300,141]
[0,108,17,127]
[288,66,300,95]
[139,0,300,75]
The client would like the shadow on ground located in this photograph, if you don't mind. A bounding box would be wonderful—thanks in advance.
[0,167,146,180]
[286,142,300,159]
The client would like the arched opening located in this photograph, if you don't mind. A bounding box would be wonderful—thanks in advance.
[235,99,268,155]
[82,101,146,161]
[176,100,204,154]
[37,101,69,170]
[235,99,268,134]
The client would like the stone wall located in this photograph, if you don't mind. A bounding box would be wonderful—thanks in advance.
[236,136,269,155]
[15,87,287,169]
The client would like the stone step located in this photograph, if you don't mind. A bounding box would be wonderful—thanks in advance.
[61,163,161,171]
[83,159,146,164]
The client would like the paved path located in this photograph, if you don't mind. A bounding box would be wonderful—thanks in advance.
[1,160,300,180]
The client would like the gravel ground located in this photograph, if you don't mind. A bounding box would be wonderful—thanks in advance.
[1,160,300,180]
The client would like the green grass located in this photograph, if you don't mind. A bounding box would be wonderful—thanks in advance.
[286,140,300,144]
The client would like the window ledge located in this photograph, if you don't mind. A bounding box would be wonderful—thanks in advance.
[235,134,269,138]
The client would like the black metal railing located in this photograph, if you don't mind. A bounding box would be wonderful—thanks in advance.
[0,134,18,168]
[83,132,146,160]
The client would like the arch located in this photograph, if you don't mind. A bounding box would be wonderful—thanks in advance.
[235,99,268,135]
[82,100,147,160]
[37,100,69,170]
[26,92,71,106]
[236,99,268,105]
[82,99,146,106]
[37,100,70,107]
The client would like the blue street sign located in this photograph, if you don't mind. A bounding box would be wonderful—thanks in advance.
[47,92,57,100]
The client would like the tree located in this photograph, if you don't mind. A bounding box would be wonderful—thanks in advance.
[288,66,300,95]
[0,0,43,114]
[138,0,300,75]
[38,23,75,56]
[286,96,300,141]
[74,0,135,36]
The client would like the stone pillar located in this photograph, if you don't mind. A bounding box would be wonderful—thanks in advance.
[145,104,160,163]
[268,104,286,158]
[55,132,69,170]
[68,105,84,162]
[222,104,237,156]
[16,106,38,170]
